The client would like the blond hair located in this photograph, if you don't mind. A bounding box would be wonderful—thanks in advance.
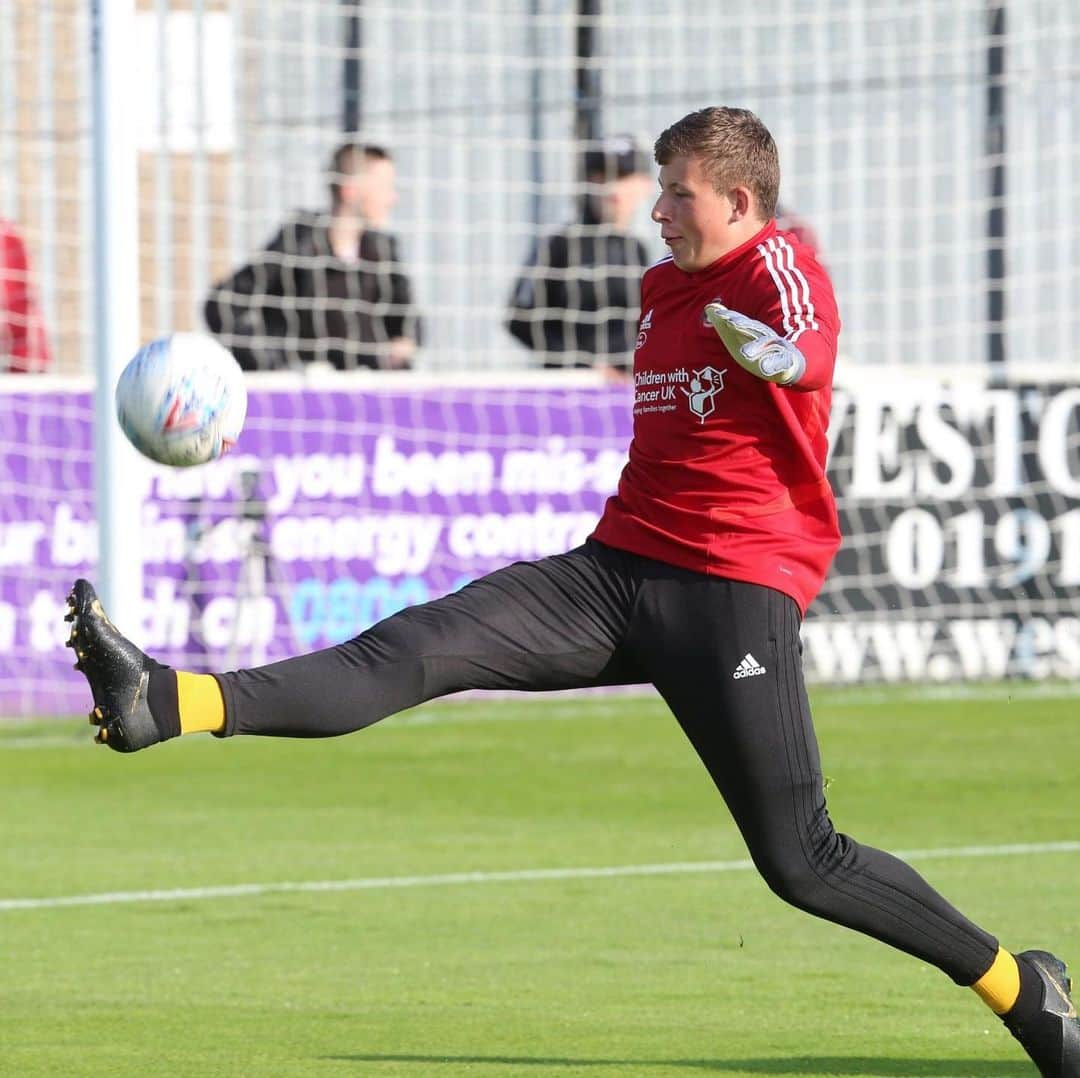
[654,107,780,218]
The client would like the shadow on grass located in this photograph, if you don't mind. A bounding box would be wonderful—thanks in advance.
[324,1054,1032,1075]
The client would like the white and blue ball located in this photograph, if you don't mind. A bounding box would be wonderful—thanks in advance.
[115,332,247,468]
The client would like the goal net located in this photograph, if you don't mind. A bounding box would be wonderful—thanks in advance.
[8,2,1078,374]
[0,1,1077,713]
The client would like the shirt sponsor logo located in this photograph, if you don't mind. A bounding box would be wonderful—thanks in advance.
[633,364,727,420]
[680,366,727,422]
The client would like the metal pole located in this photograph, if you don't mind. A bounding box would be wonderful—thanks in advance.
[575,0,602,154]
[986,3,1006,382]
[90,0,143,628]
[343,1,362,133]
[528,0,542,227]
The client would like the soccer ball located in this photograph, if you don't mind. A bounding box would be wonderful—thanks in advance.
[115,333,247,467]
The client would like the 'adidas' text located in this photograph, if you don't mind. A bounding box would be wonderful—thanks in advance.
[733,653,767,679]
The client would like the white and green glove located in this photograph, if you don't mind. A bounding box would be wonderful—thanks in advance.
[704,302,806,386]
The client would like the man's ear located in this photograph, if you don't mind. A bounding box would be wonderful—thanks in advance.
[728,186,753,221]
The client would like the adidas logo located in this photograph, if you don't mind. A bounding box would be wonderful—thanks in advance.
[639,307,653,331]
[732,653,767,679]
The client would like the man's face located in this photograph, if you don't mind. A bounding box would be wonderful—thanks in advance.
[347,157,398,228]
[651,154,741,273]
[601,172,653,230]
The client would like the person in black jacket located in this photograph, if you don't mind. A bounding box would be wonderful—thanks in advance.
[506,135,653,378]
[204,143,420,371]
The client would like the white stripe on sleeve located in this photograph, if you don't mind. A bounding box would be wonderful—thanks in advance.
[757,240,794,336]
[757,237,819,342]
[775,237,818,342]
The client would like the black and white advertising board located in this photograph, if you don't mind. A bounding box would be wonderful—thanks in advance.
[807,374,1080,682]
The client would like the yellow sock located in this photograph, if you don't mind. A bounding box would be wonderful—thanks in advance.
[176,672,226,735]
[971,947,1021,1014]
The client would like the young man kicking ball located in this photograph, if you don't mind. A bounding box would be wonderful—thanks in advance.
[67,106,1079,1076]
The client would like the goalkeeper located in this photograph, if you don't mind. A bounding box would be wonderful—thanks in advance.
[67,106,1078,1076]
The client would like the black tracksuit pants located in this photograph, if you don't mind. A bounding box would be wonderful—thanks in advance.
[216,538,999,985]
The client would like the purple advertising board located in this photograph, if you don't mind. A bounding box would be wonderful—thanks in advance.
[0,381,632,717]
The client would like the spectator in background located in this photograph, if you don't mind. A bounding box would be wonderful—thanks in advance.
[204,142,420,371]
[0,218,52,372]
[506,135,653,379]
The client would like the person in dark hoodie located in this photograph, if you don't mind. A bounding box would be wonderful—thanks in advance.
[204,142,420,371]
[506,135,653,378]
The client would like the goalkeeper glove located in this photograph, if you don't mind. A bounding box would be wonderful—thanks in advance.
[704,302,806,386]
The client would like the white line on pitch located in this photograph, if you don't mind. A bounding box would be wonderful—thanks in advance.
[2,840,1077,913]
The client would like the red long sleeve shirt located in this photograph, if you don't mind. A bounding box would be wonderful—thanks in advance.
[592,219,841,614]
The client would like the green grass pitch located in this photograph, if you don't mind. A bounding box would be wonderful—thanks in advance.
[2,684,1077,1077]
